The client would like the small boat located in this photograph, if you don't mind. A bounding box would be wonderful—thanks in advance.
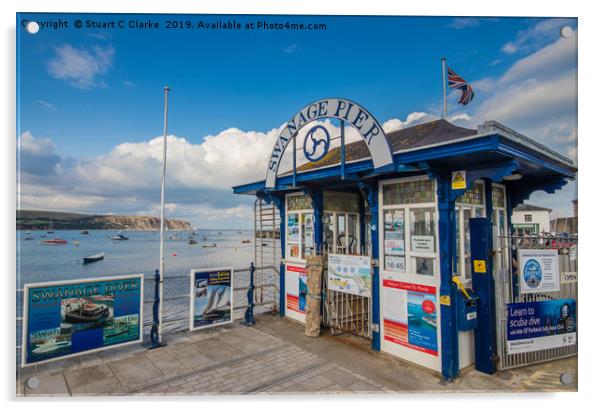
[24,237,34,241]
[41,238,68,245]
[83,252,105,264]
[25,231,31,235]
[64,302,110,323]
[423,315,437,328]
[73,240,80,247]
[110,234,129,241]
[188,239,199,245]
[32,338,70,354]
[202,243,217,248]
[81,230,90,235]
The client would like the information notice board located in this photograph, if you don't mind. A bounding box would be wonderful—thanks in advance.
[22,275,143,366]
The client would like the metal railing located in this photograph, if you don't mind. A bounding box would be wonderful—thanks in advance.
[495,235,578,370]
[144,264,279,340]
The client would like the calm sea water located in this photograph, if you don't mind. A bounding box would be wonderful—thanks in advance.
[16,229,258,356]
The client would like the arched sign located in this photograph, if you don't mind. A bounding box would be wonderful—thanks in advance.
[266,98,394,188]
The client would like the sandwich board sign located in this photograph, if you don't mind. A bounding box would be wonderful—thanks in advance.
[22,275,143,367]
[190,267,233,330]
[451,170,467,190]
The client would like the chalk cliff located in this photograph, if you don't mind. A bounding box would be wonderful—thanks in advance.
[16,210,192,231]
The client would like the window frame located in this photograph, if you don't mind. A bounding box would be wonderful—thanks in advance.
[454,180,486,284]
[379,175,440,282]
[323,211,361,255]
[285,192,314,262]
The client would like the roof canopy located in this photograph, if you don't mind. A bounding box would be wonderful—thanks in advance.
[233,119,576,196]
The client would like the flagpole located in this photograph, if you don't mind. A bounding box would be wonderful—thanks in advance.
[441,57,447,120]
[158,85,170,344]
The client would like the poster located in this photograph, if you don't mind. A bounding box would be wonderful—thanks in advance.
[22,275,143,366]
[190,267,233,330]
[287,214,299,242]
[327,254,371,297]
[298,269,308,312]
[411,236,435,253]
[518,249,560,294]
[506,299,577,354]
[285,264,307,315]
[382,280,438,356]
[384,239,405,255]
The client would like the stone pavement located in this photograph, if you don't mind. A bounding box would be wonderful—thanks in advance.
[16,312,577,396]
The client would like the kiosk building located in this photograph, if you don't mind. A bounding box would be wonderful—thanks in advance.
[232,98,577,380]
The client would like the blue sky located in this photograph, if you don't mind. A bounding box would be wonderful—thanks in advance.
[17,14,578,228]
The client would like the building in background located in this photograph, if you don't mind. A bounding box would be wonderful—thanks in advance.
[511,203,552,235]
[550,199,578,234]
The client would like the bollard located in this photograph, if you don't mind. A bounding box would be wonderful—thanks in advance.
[242,262,256,326]
[149,269,164,348]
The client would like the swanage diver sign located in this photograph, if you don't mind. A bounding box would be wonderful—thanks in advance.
[266,98,394,188]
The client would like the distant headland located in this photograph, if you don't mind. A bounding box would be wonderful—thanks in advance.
[16,209,192,231]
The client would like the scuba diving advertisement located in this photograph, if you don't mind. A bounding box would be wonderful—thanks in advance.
[22,275,143,366]
[190,267,233,330]
[507,299,577,354]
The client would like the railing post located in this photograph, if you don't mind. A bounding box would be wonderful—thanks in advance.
[149,269,165,348]
[243,262,256,326]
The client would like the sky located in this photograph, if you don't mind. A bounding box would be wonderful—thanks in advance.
[16,14,578,229]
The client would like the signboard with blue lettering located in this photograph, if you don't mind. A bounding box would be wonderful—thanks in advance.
[518,249,560,294]
[265,98,393,188]
[22,275,143,367]
[506,299,576,354]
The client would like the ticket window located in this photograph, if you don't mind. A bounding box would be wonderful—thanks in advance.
[285,193,314,261]
[454,181,485,283]
[381,178,439,278]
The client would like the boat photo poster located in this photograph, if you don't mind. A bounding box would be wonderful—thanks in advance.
[382,280,438,356]
[190,267,233,331]
[22,275,143,366]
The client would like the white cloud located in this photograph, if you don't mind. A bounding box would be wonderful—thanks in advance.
[47,44,115,89]
[382,112,437,133]
[501,18,574,55]
[284,44,300,55]
[19,131,55,156]
[448,18,480,29]
[36,99,57,111]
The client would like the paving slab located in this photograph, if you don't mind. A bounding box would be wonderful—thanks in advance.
[63,363,116,392]
[17,312,578,396]
[108,355,163,387]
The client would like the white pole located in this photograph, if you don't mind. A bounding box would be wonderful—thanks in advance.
[441,57,447,120]
[158,86,170,343]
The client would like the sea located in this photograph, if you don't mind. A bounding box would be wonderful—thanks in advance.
[16,229,264,361]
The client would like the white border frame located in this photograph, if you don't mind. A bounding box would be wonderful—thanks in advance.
[21,274,144,368]
[189,266,234,332]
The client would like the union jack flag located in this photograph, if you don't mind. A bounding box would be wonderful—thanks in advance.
[447,67,475,105]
